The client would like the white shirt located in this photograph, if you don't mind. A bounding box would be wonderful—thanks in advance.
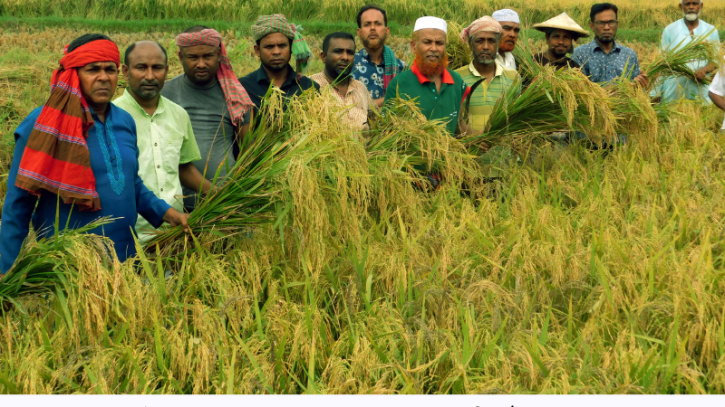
[709,70,725,129]
[496,52,517,71]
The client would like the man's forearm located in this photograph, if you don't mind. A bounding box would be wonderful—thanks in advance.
[709,92,725,112]
[179,163,212,195]
[374,97,384,108]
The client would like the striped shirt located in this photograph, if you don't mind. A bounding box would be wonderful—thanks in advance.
[455,61,520,132]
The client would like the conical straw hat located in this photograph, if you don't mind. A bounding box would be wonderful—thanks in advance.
[533,12,590,38]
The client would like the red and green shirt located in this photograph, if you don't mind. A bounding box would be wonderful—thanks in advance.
[383,63,470,134]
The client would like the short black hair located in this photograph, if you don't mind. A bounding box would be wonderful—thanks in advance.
[322,32,355,54]
[124,41,168,66]
[356,5,388,28]
[67,33,113,53]
[182,25,211,33]
[590,3,618,22]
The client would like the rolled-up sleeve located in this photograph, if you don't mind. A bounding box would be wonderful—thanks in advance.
[0,109,42,273]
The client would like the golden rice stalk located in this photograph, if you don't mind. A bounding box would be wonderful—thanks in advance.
[446,21,471,71]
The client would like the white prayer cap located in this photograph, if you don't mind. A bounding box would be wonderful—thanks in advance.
[413,16,448,33]
[492,9,520,24]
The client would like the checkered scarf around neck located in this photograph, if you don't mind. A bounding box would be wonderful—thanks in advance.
[251,14,297,42]
[382,45,401,89]
[15,39,121,211]
[175,29,253,126]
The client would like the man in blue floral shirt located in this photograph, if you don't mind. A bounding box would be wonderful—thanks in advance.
[352,5,406,108]
[572,3,648,87]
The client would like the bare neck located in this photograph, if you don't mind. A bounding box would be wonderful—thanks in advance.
[263,64,289,87]
[366,46,384,64]
[473,60,496,77]
[684,18,700,31]
[89,102,110,123]
[128,89,160,116]
[595,38,615,53]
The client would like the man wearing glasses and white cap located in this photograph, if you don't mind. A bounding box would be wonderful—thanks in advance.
[492,8,520,70]
[383,16,472,136]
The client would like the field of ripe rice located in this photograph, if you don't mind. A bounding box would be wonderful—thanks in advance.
[2,26,725,395]
[4,0,725,30]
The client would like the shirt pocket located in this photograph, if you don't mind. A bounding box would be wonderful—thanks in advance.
[161,126,184,175]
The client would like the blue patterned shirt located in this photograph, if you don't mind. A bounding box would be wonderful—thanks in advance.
[352,48,406,99]
[572,39,641,84]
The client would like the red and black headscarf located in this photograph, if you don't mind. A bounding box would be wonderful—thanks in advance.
[15,39,120,211]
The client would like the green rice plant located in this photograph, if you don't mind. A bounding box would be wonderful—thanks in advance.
[645,31,721,87]
[145,87,337,253]
[464,48,618,153]
[0,217,115,312]
[446,21,471,71]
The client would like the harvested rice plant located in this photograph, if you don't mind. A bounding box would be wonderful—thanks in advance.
[2,23,725,395]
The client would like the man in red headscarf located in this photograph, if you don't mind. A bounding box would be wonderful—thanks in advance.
[162,26,256,211]
[0,33,189,274]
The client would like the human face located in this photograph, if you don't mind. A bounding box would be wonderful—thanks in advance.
[358,9,390,50]
[178,44,220,86]
[323,38,356,80]
[411,28,447,65]
[499,22,520,52]
[547,29,574,59]
[122,42,168,101]
[680,0,702,22]
[255,32,292,73]
[590,9,618,44]
[77,61,118,110]
[470,31,499,65]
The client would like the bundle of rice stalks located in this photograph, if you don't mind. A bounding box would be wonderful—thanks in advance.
[368,96,482,187]
[0,217,115,311]
[146,87,337,253]
[609,79,658,148]
[645,31,721,86]
[446,21,471,71]
[464,49,618,153]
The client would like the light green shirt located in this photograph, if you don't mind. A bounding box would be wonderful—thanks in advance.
[114,90,201,244]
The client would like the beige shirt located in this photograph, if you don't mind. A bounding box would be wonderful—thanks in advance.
[310,72,375,133]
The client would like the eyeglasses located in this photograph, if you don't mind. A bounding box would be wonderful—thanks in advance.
[594,20,619,28]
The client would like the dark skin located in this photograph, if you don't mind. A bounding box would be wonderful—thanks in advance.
[545,29,575,61]
[254,32,292,88]
[321,38,356,95]
[123,41,213,196]
[411,29,476,137]
[177,42,249,148]
[590,9,649,87]
[77,58,190,231]
[357,9,391,108]
[680,0,714,80]
[498,21,520,56]
[470,31,499,85]
[178,44,220,86]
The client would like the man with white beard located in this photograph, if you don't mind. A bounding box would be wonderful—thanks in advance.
[652,0,719,103]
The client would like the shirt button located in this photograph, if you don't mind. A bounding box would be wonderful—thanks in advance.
[160,188,163,191]
[157,165,161,169]
[154,143,158,147]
